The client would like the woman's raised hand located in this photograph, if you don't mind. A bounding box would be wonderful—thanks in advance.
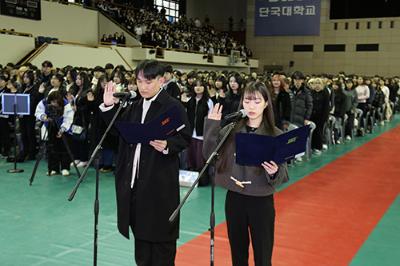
[103,81,116,106]
[208,103,223,121]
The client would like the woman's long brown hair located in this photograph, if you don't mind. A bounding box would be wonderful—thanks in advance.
[240,81,277,136]
[217,81,277,173]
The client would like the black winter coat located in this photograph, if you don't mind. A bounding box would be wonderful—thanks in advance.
[276,90,292,126]
[290,85,313,126]
[373,88,385,108]
[21,83,42,116]
[343,88,358,112]
[333,89,347,118]
[164,81,181,101]
[223,91,241,116]
[222,91,241,127]
[101,89,191,241]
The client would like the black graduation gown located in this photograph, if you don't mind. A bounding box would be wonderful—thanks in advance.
[101,89,191,242]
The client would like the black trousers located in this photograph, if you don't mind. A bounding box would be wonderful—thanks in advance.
[20,115,37,158]
[72,137,89,162]
[187,138,205,171]
[0,117,11,155]
[225,190,275,266]
[134,239,176,266]
[311,120,325,150]
[130,188,176,266]
[357,103,368,128]
[345,111,355,137]
[47,125,71,172]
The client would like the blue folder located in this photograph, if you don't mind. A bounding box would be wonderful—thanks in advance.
[235,125,310,166]
[115,105,185,144]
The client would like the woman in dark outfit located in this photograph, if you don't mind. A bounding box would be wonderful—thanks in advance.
[269,73,283,126]
[184,79,214,185]
[223,72,243,117]
[276,77,293,130]
[343,79,358,140]
[212,74,228,106]
[203,81,289,266]
[310,78,330,153]
[20,70,42,160]
[332,80,347,142]
[71,72,91,167]
[0,75,11,157]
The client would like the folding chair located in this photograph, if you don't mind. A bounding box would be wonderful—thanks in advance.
[305,121,316,161]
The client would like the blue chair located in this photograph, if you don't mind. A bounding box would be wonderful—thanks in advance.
[354,108,364,136]
[305,121,316,161]
[326,115,336,147]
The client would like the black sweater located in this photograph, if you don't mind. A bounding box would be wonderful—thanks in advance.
[185,96,210,136]
[311,88,330,124]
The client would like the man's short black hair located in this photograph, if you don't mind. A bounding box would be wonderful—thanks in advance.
[135,60,165,80]
[94,66,105,72]
[52,73,64,83]
[291,71,305,80]
[164,64,173,74]
[187,71,196,79]
[6,62,15,69]
[105,63,114,70]
[42,60,53,68]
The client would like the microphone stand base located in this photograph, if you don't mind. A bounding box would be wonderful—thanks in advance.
[8,169,24,173]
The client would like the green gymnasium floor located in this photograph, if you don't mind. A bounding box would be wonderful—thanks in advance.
[1,116,400,266]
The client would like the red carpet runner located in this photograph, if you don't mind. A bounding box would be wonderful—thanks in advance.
[176,126,400,265]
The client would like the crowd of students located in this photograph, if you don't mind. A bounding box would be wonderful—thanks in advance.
[1,60,399,180]
[100,32,126,45]
[96,0,252,58]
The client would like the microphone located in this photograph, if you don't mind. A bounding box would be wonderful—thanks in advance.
[113,91,137,99]
[224,109,247,121]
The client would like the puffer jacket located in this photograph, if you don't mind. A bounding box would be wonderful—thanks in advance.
[290,84,313,126]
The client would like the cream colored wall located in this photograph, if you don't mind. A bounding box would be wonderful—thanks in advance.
[156,64,250,73]
[0,35,36,63]
[30,44,131,69]
[247,0,400,76]
[114,46,136,70]
[98,13,141,46]
[0,1,98,45]
[0,2,144,46]
[27,43,258,73]
[132,48,257,71]
[0,1,259,73]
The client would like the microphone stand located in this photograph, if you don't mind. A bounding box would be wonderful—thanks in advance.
[169,121,237,266]
[8,100,24,173]
[67,97,127,266]
[29,124,47,185]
